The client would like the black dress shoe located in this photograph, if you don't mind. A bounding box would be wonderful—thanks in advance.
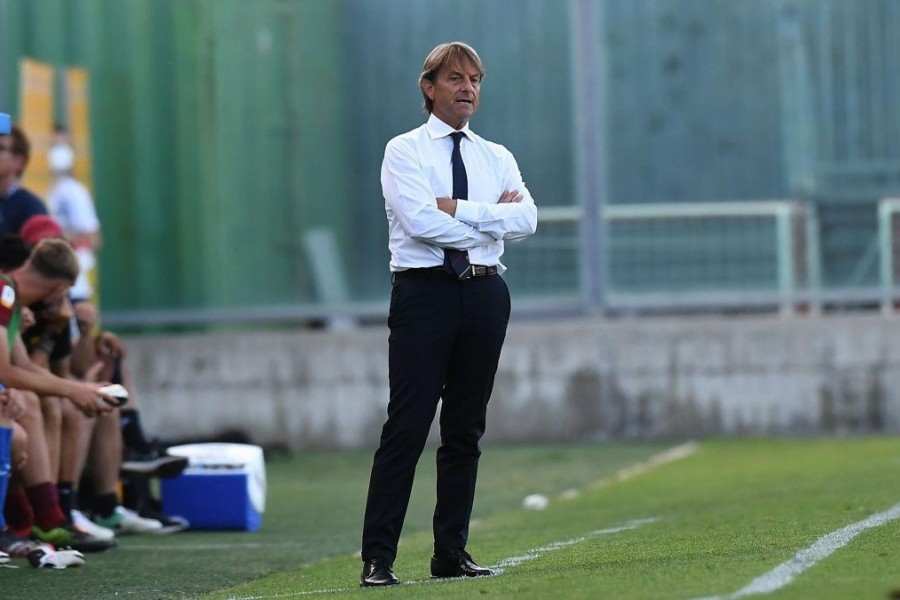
[360,558,399,587]
[430,548,494,578]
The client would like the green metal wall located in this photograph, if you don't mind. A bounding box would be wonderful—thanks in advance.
[605,0,787,204]
[3,0,349,313]
[3,0,898,320]
[3,0,576,314]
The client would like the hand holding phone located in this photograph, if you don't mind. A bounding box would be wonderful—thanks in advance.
[97,384,129,407]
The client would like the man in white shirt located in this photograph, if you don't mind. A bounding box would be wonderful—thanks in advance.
[47,141,101,302]
[360,41,537,587]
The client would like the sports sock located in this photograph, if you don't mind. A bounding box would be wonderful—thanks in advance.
[57,481,76,518]
[0,426,11,530]
[26,482,68,531]
[120,409,152,453]
[3,487,33,531]
[95,492,119,519]
[122,476,152,512]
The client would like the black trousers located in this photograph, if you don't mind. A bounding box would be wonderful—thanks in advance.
[361,271,511,562]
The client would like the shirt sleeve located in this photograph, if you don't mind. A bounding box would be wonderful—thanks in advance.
[452,148,538,241]
[0,281,16,328]
[383,139,496,250]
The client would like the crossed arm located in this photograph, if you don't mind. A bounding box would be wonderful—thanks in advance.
[384,141,537,250]
[436,189,524,218]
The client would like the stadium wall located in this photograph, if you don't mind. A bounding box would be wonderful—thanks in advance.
[128,314,900,450]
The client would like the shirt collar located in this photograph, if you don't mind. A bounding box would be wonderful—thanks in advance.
[3,183,18,200]
[425,113,473,141]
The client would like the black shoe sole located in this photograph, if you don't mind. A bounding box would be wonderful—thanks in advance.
[120,456,189,479]
[360,580,399,587]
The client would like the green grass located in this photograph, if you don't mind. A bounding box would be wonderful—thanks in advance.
[0,442,667,599]
[3,438,899,599]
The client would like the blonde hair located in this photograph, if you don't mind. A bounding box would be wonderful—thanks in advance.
[418,42,485,114]
[28,238,79,285]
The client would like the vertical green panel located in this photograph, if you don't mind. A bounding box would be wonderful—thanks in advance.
[289,0,351,299]
[82,0,138,309]
[206,0,293,307]
[2,0,22,114]
[604,0,786,205]
[172,0,207,308]
[198,0,348,308]
[128,0,177,308]
[19,0,66,61]
[0,0,8,109]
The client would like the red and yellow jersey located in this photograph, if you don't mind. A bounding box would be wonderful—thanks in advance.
[0,275,21,350]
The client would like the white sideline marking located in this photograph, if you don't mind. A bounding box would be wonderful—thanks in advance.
[598,441,699,488]
[492,517,660,571]
[224,517,660,600]
[696,502,900,600]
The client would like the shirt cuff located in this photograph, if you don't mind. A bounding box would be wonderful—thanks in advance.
[453,199,480,225]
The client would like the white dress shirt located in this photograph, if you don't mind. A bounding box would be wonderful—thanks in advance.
[382,113,538,273]
[48,175,100,300]
[49,176,100,236]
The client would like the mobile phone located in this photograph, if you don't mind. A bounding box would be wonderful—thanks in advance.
[97,384,129,407]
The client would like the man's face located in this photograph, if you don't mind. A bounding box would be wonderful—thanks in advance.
[39,282,70,307]
[0,135,23,180]
[41,294,73,323]
[423,57,482,130]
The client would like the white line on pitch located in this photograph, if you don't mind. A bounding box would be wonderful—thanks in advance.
[695,502,900,600]
[588,441,699,491]
[223,517,661,600]
[492,517,661,571]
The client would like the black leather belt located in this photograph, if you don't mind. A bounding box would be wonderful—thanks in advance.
[467,265,498,278]
[393,265,498,282]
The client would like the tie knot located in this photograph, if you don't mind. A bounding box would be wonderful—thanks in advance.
[449,131,465,147]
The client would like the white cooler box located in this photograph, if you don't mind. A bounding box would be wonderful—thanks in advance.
[161,443,266,531]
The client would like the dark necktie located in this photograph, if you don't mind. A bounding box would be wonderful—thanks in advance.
[443,131,471,278]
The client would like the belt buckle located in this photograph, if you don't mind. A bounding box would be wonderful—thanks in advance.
[458,265,474,280]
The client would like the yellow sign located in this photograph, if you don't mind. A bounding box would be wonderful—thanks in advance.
[18,58,54,201]
[17,60,101,306]
[66,67,94,193]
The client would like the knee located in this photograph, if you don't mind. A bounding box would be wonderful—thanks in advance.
[41,396,63,429]
[438,427,484,458]
[18,390,43,427]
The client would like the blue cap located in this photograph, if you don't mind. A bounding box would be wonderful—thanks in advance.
[0,113,10,135]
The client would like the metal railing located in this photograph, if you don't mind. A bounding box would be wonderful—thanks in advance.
[104,200,825,328]
[601,200,818,315]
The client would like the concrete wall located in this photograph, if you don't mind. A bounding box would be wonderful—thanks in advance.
[127,314,900,450]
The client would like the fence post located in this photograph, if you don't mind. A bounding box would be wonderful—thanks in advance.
[804,202,822,316]
[571,0,609,313]
[878,199,898,316]
[775,204,796,316]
